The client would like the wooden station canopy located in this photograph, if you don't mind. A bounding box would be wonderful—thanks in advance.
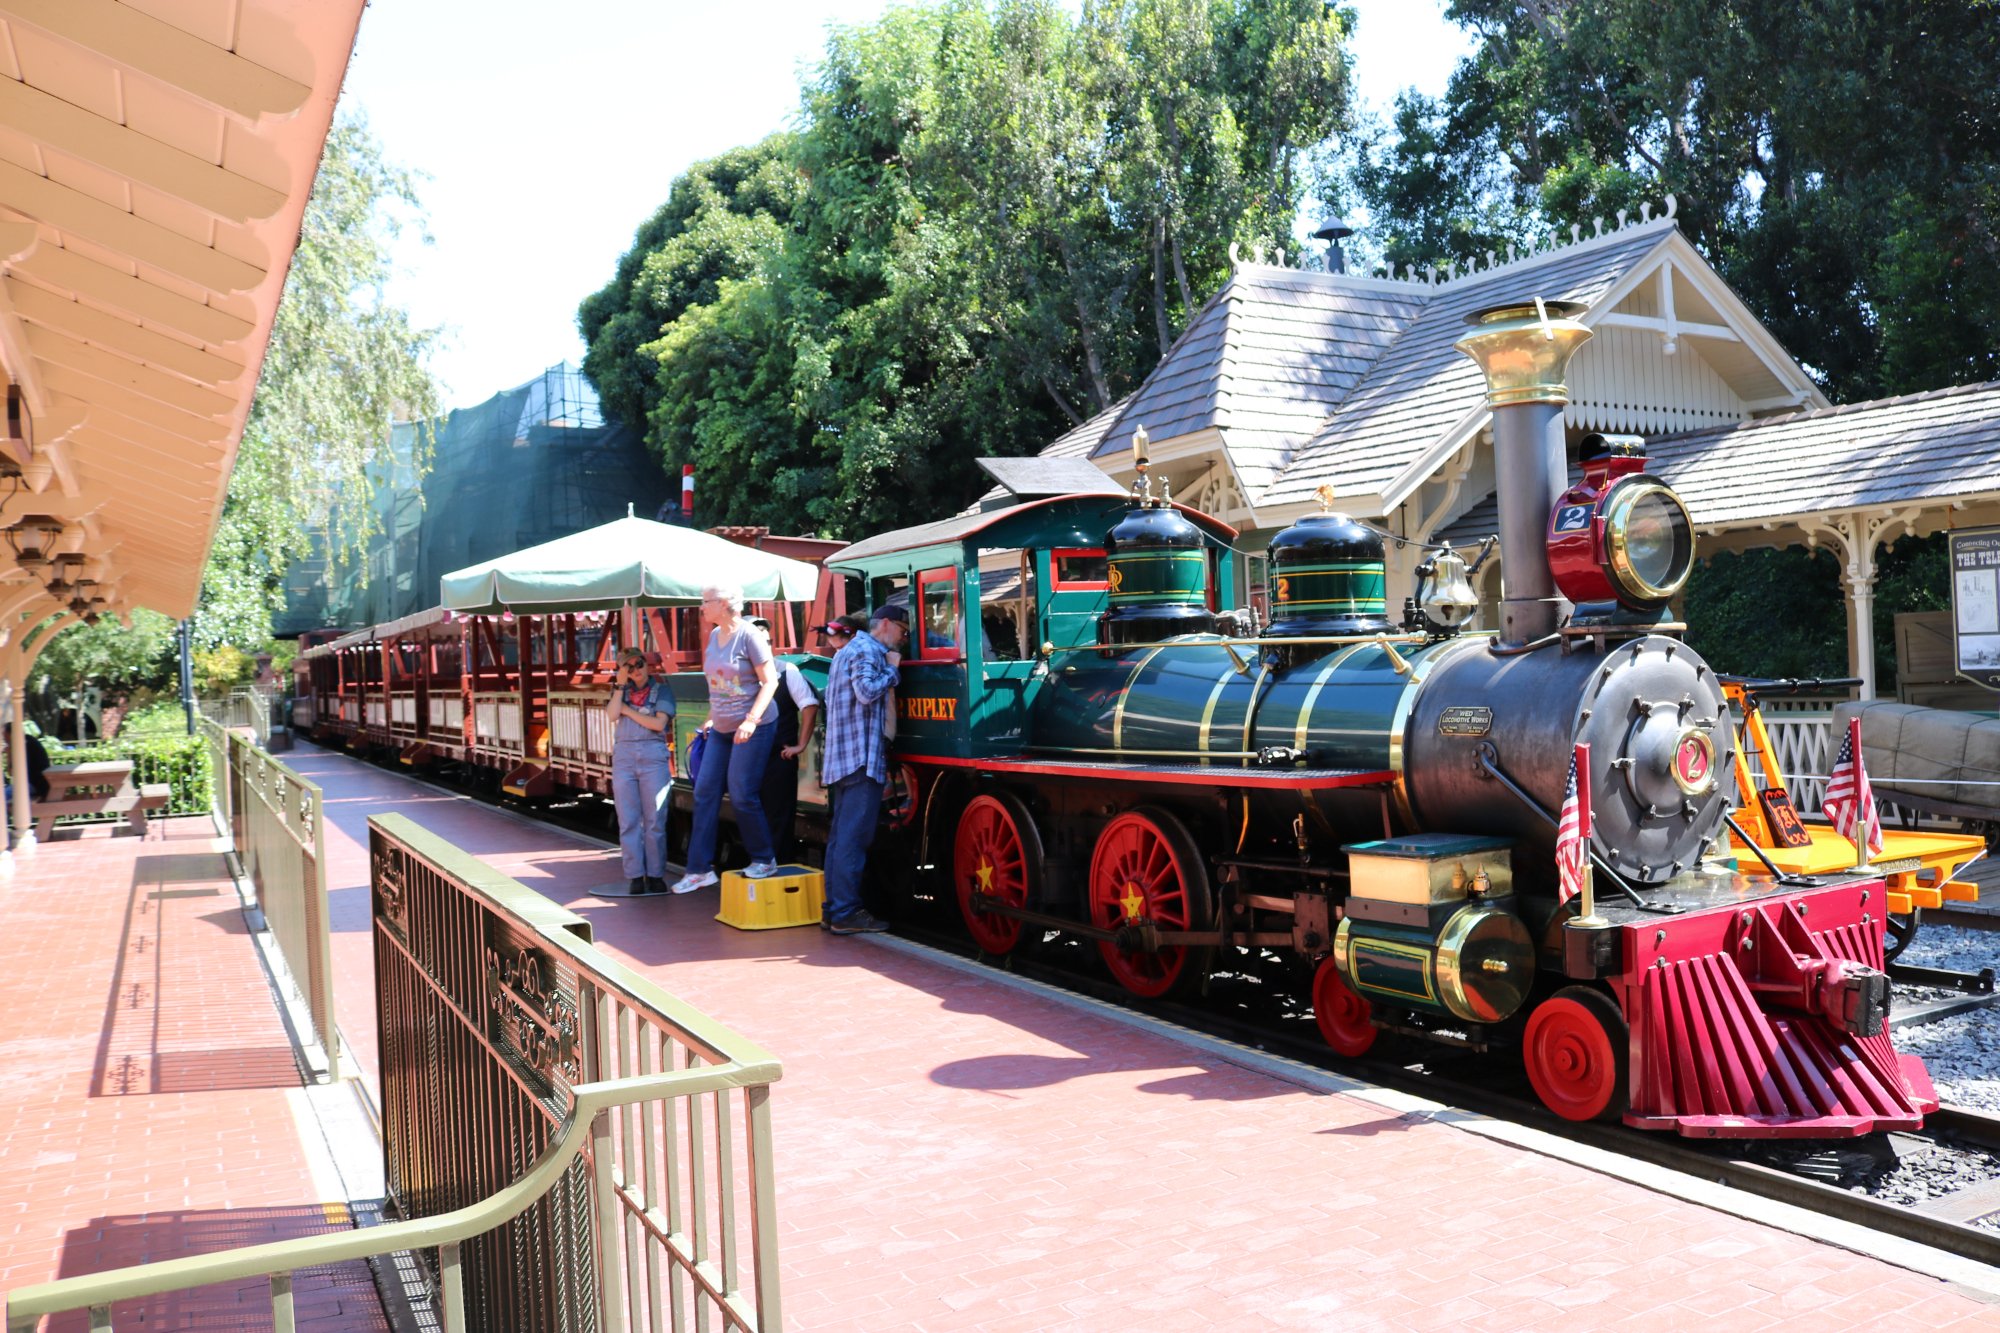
[0,0,367,637]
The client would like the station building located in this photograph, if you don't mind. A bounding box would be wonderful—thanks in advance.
[1034,213,2000,701]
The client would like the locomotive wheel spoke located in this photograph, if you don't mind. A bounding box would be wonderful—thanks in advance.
[953,793,1042,956]
[1089,807,1213,999]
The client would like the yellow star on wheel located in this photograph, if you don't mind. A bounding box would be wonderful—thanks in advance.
[976,860,995,892]
[1119,882,1145,920]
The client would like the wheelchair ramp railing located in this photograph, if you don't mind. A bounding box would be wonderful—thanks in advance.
[6,813,785,1333]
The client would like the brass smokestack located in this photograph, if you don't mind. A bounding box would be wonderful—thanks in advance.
[1453,299,1593,644]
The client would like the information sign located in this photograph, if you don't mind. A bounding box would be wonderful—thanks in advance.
[1949,526,2000,691]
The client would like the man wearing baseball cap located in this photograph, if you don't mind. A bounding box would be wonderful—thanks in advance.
[818,604,907,933]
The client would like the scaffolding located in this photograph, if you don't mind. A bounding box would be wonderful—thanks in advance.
[277,364,673,635]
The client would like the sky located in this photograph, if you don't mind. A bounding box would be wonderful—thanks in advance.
[337,1,1476,411]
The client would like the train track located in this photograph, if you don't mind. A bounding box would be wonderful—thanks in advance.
[313,742,2000,1275]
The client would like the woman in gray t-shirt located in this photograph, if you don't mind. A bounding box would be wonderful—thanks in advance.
[671,582,783,893]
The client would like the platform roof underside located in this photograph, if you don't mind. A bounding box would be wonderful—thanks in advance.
[0,0,368,630]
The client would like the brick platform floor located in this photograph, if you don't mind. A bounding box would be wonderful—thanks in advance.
[287,743,2000,1331]
[0,818,386,1332]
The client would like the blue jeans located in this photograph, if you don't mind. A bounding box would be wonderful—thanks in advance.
[611,742,672,878]
[824,772,883,923]
[686,723,777,875]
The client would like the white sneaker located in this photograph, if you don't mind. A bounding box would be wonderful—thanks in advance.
[670,871,718,895]
[744,861,781,880]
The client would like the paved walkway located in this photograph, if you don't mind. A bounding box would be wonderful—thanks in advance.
[288,742,2000,1332]
[0,818,385,1331]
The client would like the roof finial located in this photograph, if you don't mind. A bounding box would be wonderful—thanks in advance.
[1228,241,1240,266]
[1664,193,1678,218]
[1570,222,1582,244]
[1616,207,1629,229]
[1314,482,1338,513]
[627,502,634,518]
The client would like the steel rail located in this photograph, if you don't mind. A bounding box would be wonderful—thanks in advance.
[3,1063,775,1333]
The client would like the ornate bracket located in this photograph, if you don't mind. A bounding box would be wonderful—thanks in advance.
[486,943,581,1085]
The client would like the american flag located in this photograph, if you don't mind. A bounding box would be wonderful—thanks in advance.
[1555,746,1589,904]
[1823,717,1884,858]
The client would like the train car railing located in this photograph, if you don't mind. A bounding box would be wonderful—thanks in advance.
[201,719,341,1082]
[430,693,466,731]
[548,689,615,772]
[472,689,526,762]
[6,815,786,1333]
[365,697,388,730]
[389,688,421,741]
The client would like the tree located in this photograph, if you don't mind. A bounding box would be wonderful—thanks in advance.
[33,609,178,701]
[580,0,1356,537]
[1349,0,2000,400]
[197,116,440,649]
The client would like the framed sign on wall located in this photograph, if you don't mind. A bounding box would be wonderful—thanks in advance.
[1949,526,2000,691]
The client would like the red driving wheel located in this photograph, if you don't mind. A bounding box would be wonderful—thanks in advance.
[1088,807,1213,999]
[953,793,1042,955]
[1312,955,1377,1058]
[1522,987,1629,1123]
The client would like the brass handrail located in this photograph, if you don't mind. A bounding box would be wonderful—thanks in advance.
[3,1063,773,1332]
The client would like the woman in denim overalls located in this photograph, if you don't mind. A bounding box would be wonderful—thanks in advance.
[607,649,674,895]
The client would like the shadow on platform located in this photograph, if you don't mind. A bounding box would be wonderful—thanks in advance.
[41,1204,386,1333]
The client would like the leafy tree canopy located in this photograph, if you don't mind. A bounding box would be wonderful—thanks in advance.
[580,0,1354,536]
[1350,0,2000,401]
[33,609,178,701]
[198,115,440,649]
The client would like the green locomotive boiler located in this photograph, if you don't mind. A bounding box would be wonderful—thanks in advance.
[817,300,1936,1139]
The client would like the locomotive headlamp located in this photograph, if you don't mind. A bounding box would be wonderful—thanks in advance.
[1547,437,1695,614]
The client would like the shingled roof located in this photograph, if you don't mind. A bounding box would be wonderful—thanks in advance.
[1647,380,2000,527]
[1262,224,1674,511]
[1089,265,1427,496]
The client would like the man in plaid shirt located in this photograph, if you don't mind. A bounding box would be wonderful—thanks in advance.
[820,605,907,933]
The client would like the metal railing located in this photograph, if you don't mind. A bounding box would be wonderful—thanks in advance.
[6,812,784,1333]
[204,719,340,1081]
[370,814,783,1330]
[1741,703,1943,827]
[199,685,277,746]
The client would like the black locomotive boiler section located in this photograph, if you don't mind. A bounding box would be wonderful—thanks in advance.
[932,297,1931,1137]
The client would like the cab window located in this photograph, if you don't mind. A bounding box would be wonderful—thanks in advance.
[1052,548,1109,589]
[977,548,1036,661]
[916,567,962,661]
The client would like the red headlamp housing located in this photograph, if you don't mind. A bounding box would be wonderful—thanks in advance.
[1547,435,1695,612]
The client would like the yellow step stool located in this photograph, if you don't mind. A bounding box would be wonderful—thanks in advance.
[717,866,824,930]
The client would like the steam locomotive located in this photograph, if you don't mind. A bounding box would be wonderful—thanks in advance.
[299,299,1938,1139]
[829,300,1935,1138]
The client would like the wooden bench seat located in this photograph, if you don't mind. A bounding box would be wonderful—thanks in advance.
[34,791,138,841]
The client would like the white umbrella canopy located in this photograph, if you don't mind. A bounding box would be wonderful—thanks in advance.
[440,515,820,614]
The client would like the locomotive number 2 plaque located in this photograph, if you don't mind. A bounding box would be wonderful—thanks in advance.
[1437,706,1493,737]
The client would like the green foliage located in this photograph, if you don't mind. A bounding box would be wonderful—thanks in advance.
[49,733,212,818]
[1683,549,1849,681]
[199,115,440,650]
[193,644,256,696]
[1349,0,2000,400]
[33,610,177,700]
[579,0,1355,537]
[117,698,195,737]
[1682,535,1951,695]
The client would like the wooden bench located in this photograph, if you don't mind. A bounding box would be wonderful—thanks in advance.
[32,761,165,840]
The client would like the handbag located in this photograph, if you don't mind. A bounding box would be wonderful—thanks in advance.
[686,728,707,782]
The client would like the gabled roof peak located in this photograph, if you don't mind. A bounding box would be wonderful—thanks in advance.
[1227,195,1682,295]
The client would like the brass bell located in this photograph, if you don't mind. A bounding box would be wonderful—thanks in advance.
[1422,543,1480,629]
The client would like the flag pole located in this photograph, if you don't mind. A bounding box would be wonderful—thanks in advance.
[1847,716,1871,872]
[1574,741,1606,927]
